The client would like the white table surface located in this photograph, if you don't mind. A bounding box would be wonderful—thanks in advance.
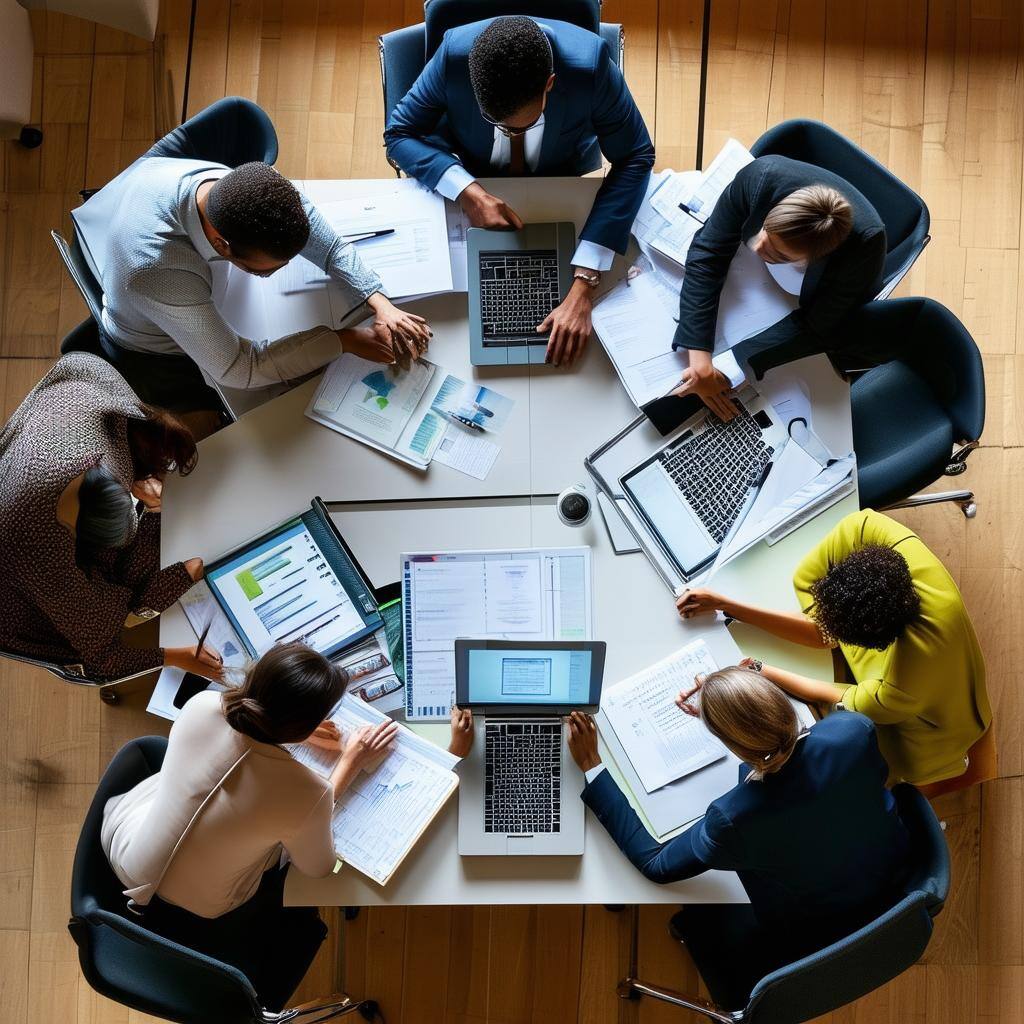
[160,178,857,906]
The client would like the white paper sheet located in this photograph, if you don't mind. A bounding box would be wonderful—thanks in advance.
[601,639,728,793]
[432,424,500,480]
[682,138,755,222]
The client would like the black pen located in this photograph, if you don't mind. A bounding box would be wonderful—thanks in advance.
[195,620,212,659]
[343,228,396,241]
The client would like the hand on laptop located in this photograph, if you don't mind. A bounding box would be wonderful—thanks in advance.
[538,279,592,367]
[567,711,601,772]
[459,182,524,231]
[672,350,738,421]
[448,706,474,758]
[675,587,729,620]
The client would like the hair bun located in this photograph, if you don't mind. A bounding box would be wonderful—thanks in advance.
[223,692,274,743]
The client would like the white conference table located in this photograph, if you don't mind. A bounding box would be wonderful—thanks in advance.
[161,177,857,907]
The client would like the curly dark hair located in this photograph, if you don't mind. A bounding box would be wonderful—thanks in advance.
[468,16,553,123]
[809,544,921,651]
[206,162,310,260]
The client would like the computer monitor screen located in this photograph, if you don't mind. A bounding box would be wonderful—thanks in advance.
[455,640,605,711]
[206,518,374,659]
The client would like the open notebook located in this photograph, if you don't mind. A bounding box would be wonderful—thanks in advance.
[287,694,458,885]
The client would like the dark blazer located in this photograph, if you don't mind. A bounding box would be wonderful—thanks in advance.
[673,155,886,377]
[583,712,910,955]
[383,18,654,255]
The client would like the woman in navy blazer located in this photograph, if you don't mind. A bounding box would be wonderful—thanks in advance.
[569,666,911,966]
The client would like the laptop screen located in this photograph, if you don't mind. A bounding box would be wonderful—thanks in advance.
[455,640,605,712]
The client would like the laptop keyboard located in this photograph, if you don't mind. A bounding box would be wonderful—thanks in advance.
[659,404,774,543]
[479,250,560,346]
[484,720,561,834]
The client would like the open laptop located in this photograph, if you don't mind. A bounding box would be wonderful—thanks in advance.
[619,387,788,583]
[467,223,575,366]
[203,498,383,662]
[455,639,606,856]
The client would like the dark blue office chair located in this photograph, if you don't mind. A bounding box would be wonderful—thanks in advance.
[750,119,930,300]
[70,737,376,1024]
[845,297,984,517]
[379,0,623,175]
[618,784,949,1023]
[145,96,279,167]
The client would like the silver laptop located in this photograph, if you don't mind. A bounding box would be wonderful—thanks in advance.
[455,639,606,856]
[619,387,788,582]
[467,223,575,366]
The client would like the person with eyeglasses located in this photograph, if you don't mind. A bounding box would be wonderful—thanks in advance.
[81,156,432,422]
[385,15,655,367]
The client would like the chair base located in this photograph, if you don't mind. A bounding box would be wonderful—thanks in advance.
[882,490,976,518]
[615,978,736,1022]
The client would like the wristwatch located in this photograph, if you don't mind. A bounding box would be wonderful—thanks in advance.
[572,268,601,288]
[748,658,764,674]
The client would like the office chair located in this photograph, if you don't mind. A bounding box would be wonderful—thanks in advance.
[845,298,984,517]
[379,0,623,175]
[618,784,949,1023]
[145,96,279,167]
[750,119,931,300]
[0,644,150,704]
[51,229,105,326]
[70,737,377,1024]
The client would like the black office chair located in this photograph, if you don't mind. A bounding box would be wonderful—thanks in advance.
[144,96,279,167]
[843,297,984,517]
[379,0,623,175]
[618,784,949,1022]
[750,119,931,300]
[70,737,376,1024]
[51,228,105,326]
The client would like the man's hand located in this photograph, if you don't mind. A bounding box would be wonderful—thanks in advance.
[674,674,706,717]
[340,720,398,772]
[675,587,730,620]
[538,278,593,367]
[131,477,163,511]
[459,182,524,230]
[448,706,474,758]
[340,322,400,365]
[366,292,431,368]
[567,710,602,773]
[672,350,738,421]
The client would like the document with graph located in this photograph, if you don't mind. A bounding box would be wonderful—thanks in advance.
[601,639,728,793]
[401,548,594,720]
[305,354,458,468]
[290,694,458,885]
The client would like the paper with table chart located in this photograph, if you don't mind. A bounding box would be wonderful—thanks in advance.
[288,694,458,885]
[601,639,728,794]
[402,548,594,720]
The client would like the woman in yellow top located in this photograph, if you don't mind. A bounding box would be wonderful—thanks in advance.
[675,509,990,786]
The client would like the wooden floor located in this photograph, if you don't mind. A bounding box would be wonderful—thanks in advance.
[1,1,1022,1021]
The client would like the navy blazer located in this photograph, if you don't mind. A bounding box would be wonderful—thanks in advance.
[673,155,886,377]
[383,18,654,254]
[583,713,910,952]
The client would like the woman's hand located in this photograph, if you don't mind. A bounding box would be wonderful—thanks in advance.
[367,293,431,368]
[339,322,397,365]
[672,350,739,422]
[131,477,164,511]
[448,706,474,757]
[340,720,398,772]
[566,710,602,772]
[184,557,205,582]
[675,587,730,620]
[674,674,705,717]
[306,720,342,752]
[166,644,224,681]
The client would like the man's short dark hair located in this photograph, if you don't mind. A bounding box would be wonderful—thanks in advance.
[468,16,553,123]
[206,162,310,261]
[809,544,921,651]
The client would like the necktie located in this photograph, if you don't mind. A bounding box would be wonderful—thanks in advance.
[509,131,526,176]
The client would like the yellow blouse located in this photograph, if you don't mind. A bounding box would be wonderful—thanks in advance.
[793,510,990,785]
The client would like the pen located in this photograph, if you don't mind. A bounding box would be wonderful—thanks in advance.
[343,228,396,241]
[195,620,212,659]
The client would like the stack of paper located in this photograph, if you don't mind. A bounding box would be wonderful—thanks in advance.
[600,639,728,793]
[289,694,458,885]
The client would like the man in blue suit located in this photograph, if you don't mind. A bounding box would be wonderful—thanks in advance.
[385,15,655,366]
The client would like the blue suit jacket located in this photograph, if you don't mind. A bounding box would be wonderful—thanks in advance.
[583,713,911,951]
[383,18,654,254]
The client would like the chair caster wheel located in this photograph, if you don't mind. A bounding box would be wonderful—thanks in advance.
[343,906,361,921]
[961,501,977,519]
[100,689,120,705]
[358,999,379,1020]
[18,126,43,149]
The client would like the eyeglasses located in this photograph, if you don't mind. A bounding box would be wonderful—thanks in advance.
[480,107,545,138]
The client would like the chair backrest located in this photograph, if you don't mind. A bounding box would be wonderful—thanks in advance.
[424,0,601,59]
[51,229,105,325]
[69,737,265,1024]
[749,119,930,288]
[145,96,279,168]
[743,785,949,1023]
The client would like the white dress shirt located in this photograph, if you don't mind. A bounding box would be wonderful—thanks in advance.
[435,114,614,272]
[584,764,606,783]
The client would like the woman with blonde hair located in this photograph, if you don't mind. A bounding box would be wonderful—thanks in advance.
[568,663,911,974]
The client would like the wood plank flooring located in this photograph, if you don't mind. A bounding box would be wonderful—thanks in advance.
[1,2,1022,1020]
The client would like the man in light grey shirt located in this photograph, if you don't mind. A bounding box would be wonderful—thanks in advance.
[80,159,431,398]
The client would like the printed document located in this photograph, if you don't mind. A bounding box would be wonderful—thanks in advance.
[402,548,593,719]
[601,639,727,792]
[432,425,500,480]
